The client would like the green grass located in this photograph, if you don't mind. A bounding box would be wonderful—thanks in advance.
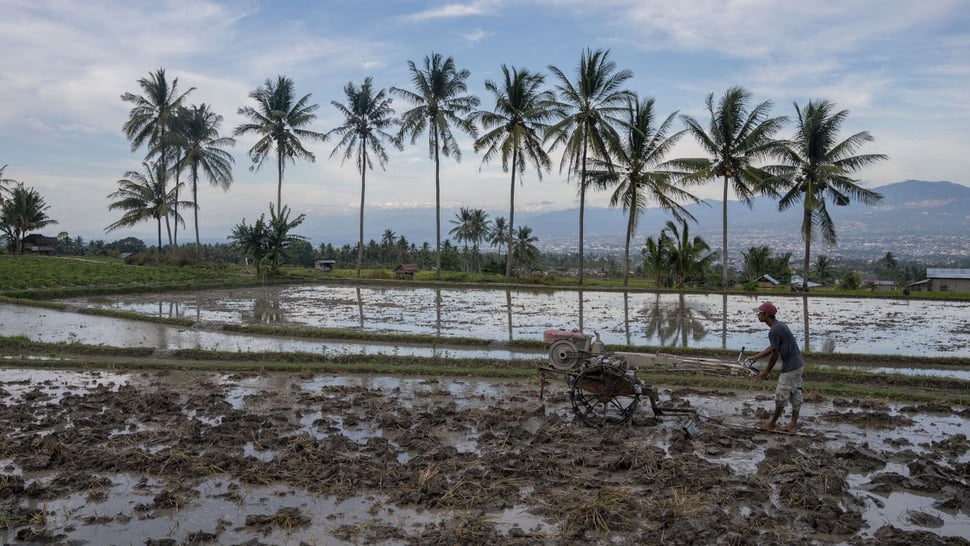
[2,254,968,301]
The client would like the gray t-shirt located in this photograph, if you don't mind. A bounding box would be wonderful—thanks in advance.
[769,320,804,373]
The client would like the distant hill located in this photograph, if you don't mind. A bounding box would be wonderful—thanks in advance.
[301,180,969,258]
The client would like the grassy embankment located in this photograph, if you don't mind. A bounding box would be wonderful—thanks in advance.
[1,254,968,405]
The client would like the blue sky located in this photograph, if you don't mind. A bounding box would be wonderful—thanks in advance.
[2,0,968,244]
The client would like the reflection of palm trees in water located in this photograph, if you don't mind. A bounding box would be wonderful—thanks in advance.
[639,293,711,347]
[251,294,285,323]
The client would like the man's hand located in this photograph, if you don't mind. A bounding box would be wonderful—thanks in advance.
[754,369,769,382]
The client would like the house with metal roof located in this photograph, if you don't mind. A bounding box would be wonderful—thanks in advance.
[905,268,970,293]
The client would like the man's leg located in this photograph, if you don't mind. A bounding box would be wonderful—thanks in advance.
[760,403,784,430]
[779,408,799,432]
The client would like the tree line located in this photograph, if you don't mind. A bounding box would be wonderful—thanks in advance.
[5,48,888,289]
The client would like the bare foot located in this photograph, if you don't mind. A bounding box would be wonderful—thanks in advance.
[779,424,797,433]
[758,422,776,431]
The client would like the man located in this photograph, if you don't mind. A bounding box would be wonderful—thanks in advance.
[746,301,804,432]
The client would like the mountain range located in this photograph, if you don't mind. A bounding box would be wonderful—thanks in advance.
[305,180,970,259]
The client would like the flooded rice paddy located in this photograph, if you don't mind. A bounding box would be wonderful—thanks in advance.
[1,369,968,545]
[47,284,970,358]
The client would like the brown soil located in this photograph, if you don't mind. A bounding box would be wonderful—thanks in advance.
[1,370,968,545]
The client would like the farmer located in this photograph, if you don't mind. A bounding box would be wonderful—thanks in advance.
[746,301,804,432]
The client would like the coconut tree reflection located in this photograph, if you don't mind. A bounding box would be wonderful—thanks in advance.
[356,286,364,329]
[505,289,513,342]
[623,291,632,345]
[639,293,710,347]
[721,292,728,349]
[800,294,810,352]
[249,293,285,323]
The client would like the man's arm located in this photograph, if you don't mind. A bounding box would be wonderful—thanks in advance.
[753,349,780,381]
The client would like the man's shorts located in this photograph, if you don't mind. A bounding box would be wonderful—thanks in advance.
[775,367,804,409]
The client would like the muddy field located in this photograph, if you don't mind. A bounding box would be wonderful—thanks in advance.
[1,368,968,545]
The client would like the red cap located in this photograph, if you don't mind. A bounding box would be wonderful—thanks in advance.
[756,302,777,315]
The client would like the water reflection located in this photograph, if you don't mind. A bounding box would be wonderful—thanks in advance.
[578,289,584,332]
[802,295,810,353]
[248,293,285,323]
[505,290,513,342]
[640,293,711,347]
[49,287,970,358]
[623,292,631,345]
[721,293,728,349]
[356,286,364,329]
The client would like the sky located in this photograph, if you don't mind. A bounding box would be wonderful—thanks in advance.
[2,0,968,246]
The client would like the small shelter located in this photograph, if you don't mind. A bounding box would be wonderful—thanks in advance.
[756,274,780,289]
[394,263,420,280]
[790,275,822,292]
[314,259,336,272]
[865,279,898,291]
[22,234,57,254]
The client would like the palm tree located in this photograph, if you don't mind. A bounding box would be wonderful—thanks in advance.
[266,203,307,276]
[380,228,397,264]
[673,86,788,288]
[0,164,16,216]
[775,99,886,291]
[121,68,194,154]
[167,104,235,258]
[326,77,400,277]
[881,251,898,271]
[229,214,272,277]
[0,184,58,253]
[121,69,194,248]
[473,65,558,277]
[546,49,633,284]
[510,225,539,273]
[813,254,835,285]
[741,245,774,282]
[642,234,671,287]
[589,95,699,286]
[235,75,325,210]
[391,52,480,278]
[0,164,14,196]
[105,161,190,254]
[488,216,509,254]
[663,219,715,289]
[449,207,489,272]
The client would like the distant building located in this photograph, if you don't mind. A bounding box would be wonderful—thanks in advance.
[756,274,780,289]
[865,279,899,291]
[394,263,420,279]
[314,259,336,272]
[22,234,57,254]
[790,275,822,291]
[906,268,970,293]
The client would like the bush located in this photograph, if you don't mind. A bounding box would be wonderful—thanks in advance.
[841,271,862,290]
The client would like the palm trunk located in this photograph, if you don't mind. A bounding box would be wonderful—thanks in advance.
[623,195,635,287]
[433,125,442,279]
[156,217,163,265]
[578,143,588,285]
[276,148,284,212]
[803,208,812,291]
[721,175,729,289]
[173,174,180,256]
[506,149,518,278]
[193,166,201,260]
[357,141,366,279]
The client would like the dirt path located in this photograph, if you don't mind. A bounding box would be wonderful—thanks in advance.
[1,368,968,545]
